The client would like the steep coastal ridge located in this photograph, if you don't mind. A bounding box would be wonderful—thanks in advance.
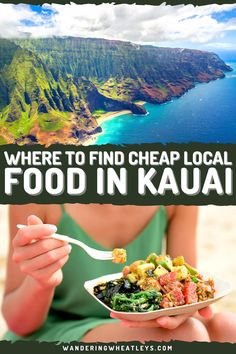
[0,37,232,145]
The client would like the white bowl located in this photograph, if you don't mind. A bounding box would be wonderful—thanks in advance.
[84,272,232,321]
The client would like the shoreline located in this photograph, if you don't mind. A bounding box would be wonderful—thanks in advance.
[96,109,131,125]
[83,101,146,146]
[96,100,146,124]
[84,67,235,146]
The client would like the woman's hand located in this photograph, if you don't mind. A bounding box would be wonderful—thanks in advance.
[110,306,213,329]
[12,215,72,290]
[110,312,193,329]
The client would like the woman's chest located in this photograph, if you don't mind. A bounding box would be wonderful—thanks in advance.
[75,205,160,248]
[50,205,164,248]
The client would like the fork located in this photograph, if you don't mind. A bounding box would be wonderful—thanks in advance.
[17,224,114,261]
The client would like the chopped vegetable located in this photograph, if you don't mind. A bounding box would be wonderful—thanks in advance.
[122,266,130,277]
[184,262,199,276]
[191,276,199,283]
[156,255,173,271]
[154,264,169,278]
[173,256,185,266]
[137,263,155,277]
[146,253,158,265]
[129,260,145,273]
[172,265,189,281]
[127,273,138,284]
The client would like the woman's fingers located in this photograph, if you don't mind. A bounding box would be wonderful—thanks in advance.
[155,314,192,329]
[13,224,57,247]
[11,215,71,290]
[111,312,194,330]
[13,238,67,263]
[19,244,72,274]
[27,215,43,226]
[198,306,213,319]
[32,255,70,288]
[110,312,129,321]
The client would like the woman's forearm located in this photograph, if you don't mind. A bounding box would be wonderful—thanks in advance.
[2,276,55,336]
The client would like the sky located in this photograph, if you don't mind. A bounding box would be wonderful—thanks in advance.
[0,3,236,51]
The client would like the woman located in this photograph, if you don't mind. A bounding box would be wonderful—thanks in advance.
[2,204,236,342]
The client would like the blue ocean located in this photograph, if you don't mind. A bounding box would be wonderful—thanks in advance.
[95,60,236,145]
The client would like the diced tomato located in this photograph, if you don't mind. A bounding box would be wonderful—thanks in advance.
[160,296,173,309]
[159,271,177,286]
[183,281,198,304]
[129,260,143,273]
[169,288,185,306]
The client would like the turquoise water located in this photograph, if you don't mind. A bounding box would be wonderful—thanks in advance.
[95,61,236,144]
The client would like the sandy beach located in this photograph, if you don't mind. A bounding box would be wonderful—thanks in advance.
[97,110,132,125]
[0,205,236,338]
[83,110,132,146]
[83,101,147,146]
[96,101,146,125]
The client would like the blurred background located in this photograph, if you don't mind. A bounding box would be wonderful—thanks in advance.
[0,205,236,338]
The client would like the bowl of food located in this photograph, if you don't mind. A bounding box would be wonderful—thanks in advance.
[84,254,232,321]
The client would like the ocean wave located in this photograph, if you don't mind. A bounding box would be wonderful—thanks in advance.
[226,74,236,78]
[133,111,150,117]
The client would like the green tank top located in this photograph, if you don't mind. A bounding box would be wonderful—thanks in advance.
[4,206,167,343]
